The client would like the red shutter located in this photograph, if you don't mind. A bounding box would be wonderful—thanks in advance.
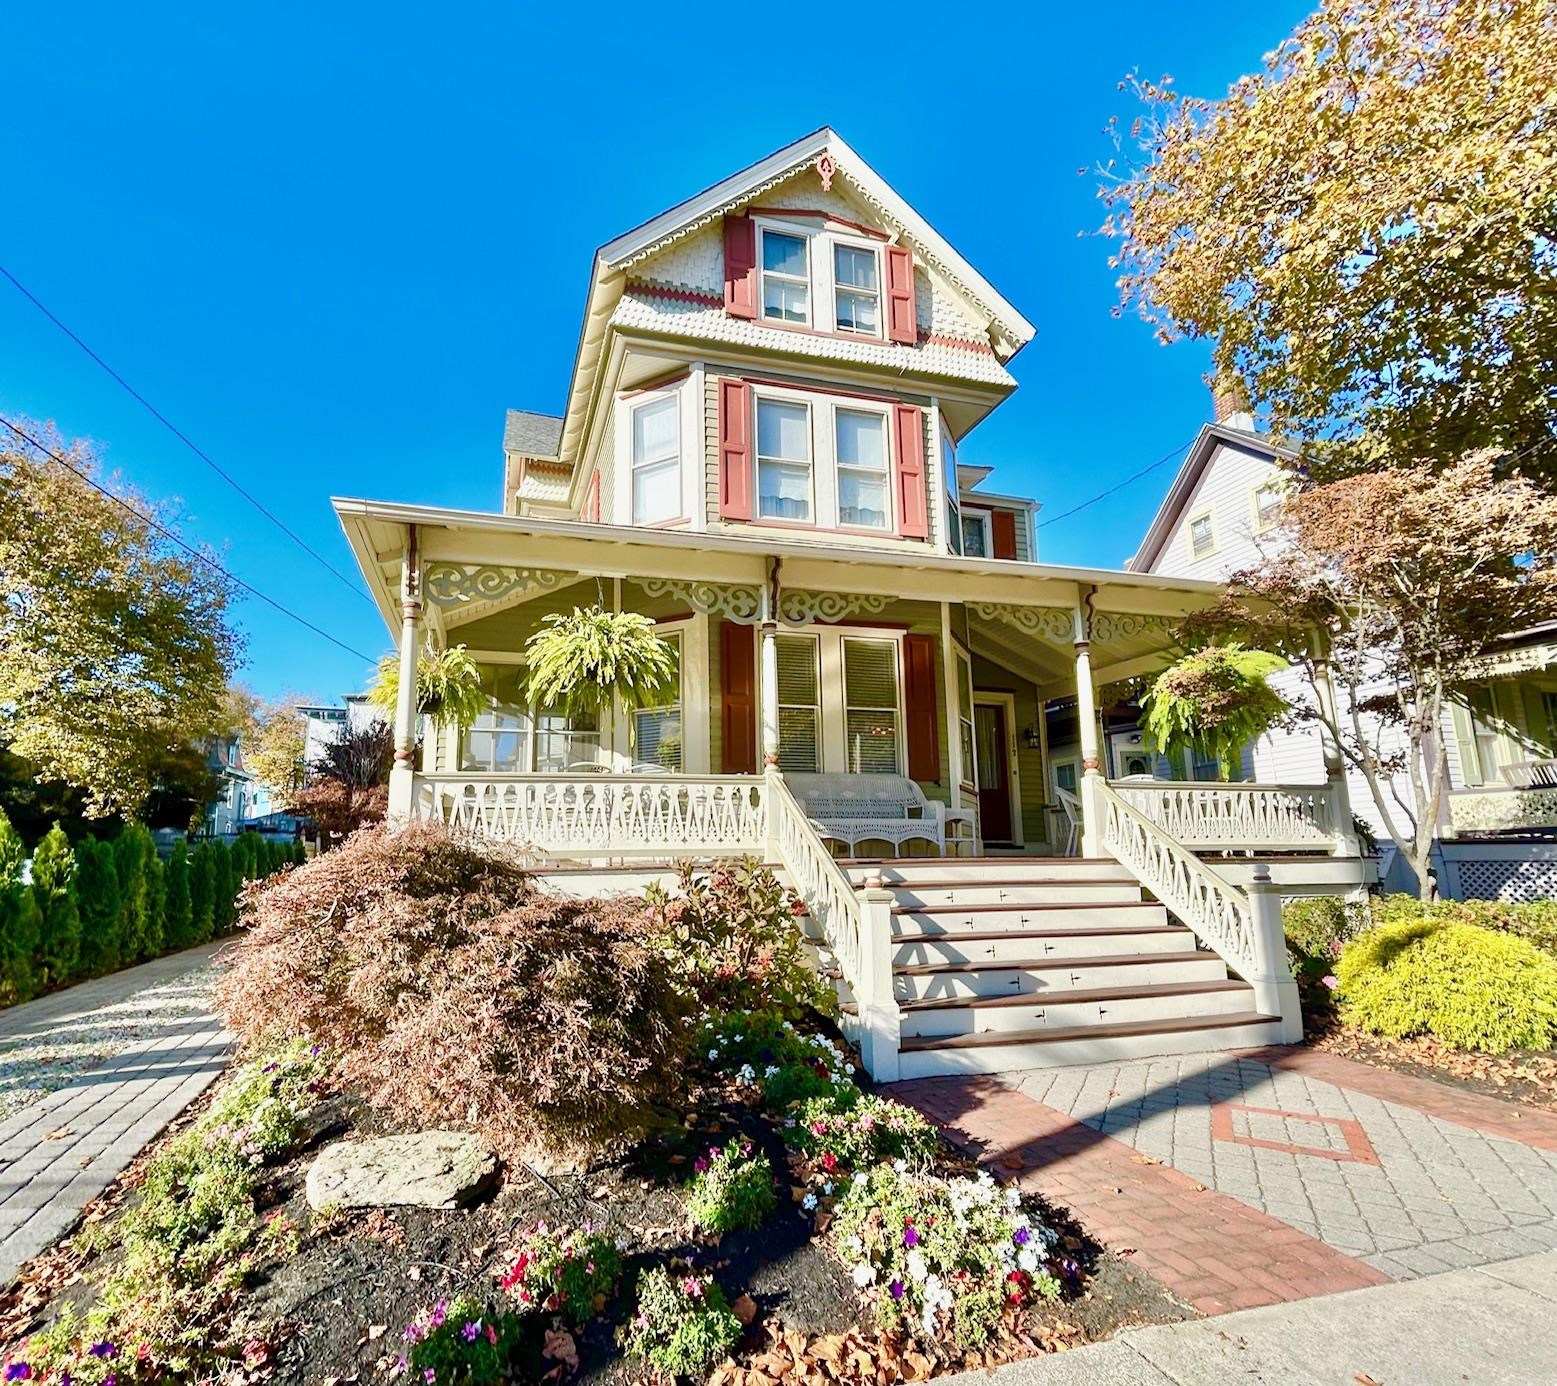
[723,214,757,319]
[720,620,758,774]
[893,402,929,539]
[903,633,941,782]
[718,378,753,520]
[886,245,916,345]
[991,509,1018,560]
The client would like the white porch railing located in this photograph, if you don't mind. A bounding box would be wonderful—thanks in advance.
[1109,780,1342,852]
[1095,779,1301,1039]
[415,773,768,858]
[767,771,900,1081]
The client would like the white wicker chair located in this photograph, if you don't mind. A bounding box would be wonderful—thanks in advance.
[786,772,973,856]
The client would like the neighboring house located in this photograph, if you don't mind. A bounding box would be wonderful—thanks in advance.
[333,129,1371,1079]
[200,733,263,840]
[298,694,380,768]
[1122,389,1557,901]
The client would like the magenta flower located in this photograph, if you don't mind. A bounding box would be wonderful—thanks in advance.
[889,1280,905,1300]
[903,1223,919,1249]
[682,1276,704,1299]
[693,1157,709,1174]
[88,1343,118,1359]
[424,1371,437,1384]
[5,1364,30,1382]
[461,1320,481,1343]
[1013,1226,1030,1246]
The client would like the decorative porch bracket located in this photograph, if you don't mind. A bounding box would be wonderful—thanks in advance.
[423,563,571,608]
[967,601,1074,643]
[638,578,763,624]
[777,590,891,625]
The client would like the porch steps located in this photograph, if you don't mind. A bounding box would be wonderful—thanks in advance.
[841,859,1285,1079]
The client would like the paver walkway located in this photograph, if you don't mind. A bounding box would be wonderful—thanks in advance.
[898,1045,1557,1316]
[934,1249,1557,1386]
[0,944,231,1282]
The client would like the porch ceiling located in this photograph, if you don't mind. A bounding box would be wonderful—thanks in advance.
[335,499,1221,677]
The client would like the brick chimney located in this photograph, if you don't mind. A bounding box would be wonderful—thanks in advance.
[1206,370,1255,432]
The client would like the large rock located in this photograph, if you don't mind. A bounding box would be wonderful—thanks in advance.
[305,1130,498,1211]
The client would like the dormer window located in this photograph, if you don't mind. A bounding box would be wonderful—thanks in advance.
[761,229,810,324]
[834,244,880,334]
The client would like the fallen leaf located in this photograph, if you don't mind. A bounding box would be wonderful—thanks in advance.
[43,1127,73,1141]
[733,1294,758,1326]
[1117,1246,1138,1257]
[1355,1375,1384,1386]
[543,1328,578,1371]
[366,1324,385,1341]
[1130,1154,1162,1166]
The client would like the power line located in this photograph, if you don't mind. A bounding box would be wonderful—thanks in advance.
[1039,437,1195,529]
[0,413,379,666]
[0,263,374,608]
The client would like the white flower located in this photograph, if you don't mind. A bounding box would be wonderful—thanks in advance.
[823,1182,834,1195]
[765,1065,781,1077]
[843,1235,863,1255]
[801,1193,818,1212]
[906,1249,928,1283]
[736,1063,756,1083]
[845,1063,856,1075]
[615,1235,630,1251]
[893,1159,907,1172]
[1005,1188,1021,1208]
[1017,1247,1038,1272]
[852,1262,876,1287]
[707,1048,719,1061]
[852,1171,869,1186]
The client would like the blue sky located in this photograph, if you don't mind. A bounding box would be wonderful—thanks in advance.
[3,2,1312,701]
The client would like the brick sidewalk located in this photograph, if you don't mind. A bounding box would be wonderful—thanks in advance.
[0,944,231,1282]
[896,1047,1557,1317]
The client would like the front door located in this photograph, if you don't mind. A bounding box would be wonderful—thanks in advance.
[974,703,1013,843]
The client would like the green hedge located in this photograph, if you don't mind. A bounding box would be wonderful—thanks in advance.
[1369,894,1557,960]
[0,807,303,1007]
[1335,916,1557,1053]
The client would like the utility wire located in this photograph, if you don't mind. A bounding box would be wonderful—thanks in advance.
[1039,437,1195,529]
[0,263,374,608]
[0,413,379,665]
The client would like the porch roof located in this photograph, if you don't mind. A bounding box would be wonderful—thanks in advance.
[334,497,1226,683]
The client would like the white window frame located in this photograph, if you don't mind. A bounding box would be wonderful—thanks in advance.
[956,651,976,790]
[1187,510,1217,560]
[840,634,903,775]
[632,629,684,771]
[628,391,682,526]
[758,224,811,327]
[775,631,824,772]
[1052,758,1080,797]
[754,390,816,525]
[833,402,893,532]
[1250,479,1284,534]
[830,236,883,338]
[960,509,993,558]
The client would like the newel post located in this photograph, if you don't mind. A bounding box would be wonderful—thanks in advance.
[857,872,902,1083]
[1072,593,1105,858]
[1247,864,1303,1043]
[387,527,423,820]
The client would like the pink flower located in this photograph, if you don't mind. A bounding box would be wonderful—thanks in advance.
[1321,975,1339,991]
[682,1276,704,1299]
[693,1157,709,1174]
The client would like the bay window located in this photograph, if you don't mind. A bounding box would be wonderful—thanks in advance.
[843,637,900,774]
[757,398,814,522]
[633,632,683,771]
[761,229,809,324]
[835,408,889,529]
[833,244,880,334]
[776,634,821,772]
[630,394,680,524]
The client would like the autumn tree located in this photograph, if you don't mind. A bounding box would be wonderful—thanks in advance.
[240,691,316,801]
[1182,455,1557,897]
[289,720,393,846]
[0,423,242,819]
[1102,0,1557,482]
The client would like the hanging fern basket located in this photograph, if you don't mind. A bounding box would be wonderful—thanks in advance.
[1141,642,1289,780]
[524,606,677,717]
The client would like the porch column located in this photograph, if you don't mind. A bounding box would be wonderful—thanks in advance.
[1313,653,1361,856]
[387,530,423,819]
[939,603,964,805]
[1073,595,1104,857]
[759,579,780,767]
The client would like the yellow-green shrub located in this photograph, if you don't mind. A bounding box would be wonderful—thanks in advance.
[1335,917,1557,1053]
[1370,895,1557,960]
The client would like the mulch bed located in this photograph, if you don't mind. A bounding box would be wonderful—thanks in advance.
[0,1057,1191,1385]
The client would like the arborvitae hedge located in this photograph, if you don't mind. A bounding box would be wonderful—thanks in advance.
[0,825,298,1009]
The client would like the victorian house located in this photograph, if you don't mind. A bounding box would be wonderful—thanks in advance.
[336,130,1369,1080]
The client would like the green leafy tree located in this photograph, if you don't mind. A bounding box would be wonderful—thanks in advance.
[75,838,122,976]
[1141,644,1289,780]
[142,844,166,958]
[0,423,242,818]
[210,840,237,935]
[162,840,194,949]
[112,827,151,963]
[31,823,81,985]
[189,842,216,943]
[0,809,39,1002]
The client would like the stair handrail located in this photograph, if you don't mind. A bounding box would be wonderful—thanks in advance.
[766,768,900,1080]
[1094,777,1299,1035]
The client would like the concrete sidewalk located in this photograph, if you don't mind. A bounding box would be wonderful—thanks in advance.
[940,1250,1557,1386]
[0,943,231,1282]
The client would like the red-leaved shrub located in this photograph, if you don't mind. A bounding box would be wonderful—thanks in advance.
[215,823,690,1158]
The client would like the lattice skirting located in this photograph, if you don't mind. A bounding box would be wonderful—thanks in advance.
[1437,843,1557,902]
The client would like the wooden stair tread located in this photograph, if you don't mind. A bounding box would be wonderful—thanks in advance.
[843,856,1119,867]
[898,1010,1281,1053]
[890,925,1191,944]
[890,949,1221,976]
[891,900,1157,916]
[894,978,1249,1012]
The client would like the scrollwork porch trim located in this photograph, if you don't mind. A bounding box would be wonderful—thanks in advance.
[423,564,569,608]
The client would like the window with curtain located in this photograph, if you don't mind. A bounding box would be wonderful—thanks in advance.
[761,229,809,323]
[843,637,900,774]
[835,408,889,529]
[461,664,532,772]
[757,398,813,522]
[956,652,975,785]
[776,634,821,772]
[833,244,880,334]
[631,394,680,524]
[633,632,683,770]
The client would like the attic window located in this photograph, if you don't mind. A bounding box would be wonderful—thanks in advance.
[1189,512,1216,559]
[834,244,880,334]
[761,230,809,324]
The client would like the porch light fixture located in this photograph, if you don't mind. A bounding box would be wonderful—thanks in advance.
[1024,724,1042,750]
